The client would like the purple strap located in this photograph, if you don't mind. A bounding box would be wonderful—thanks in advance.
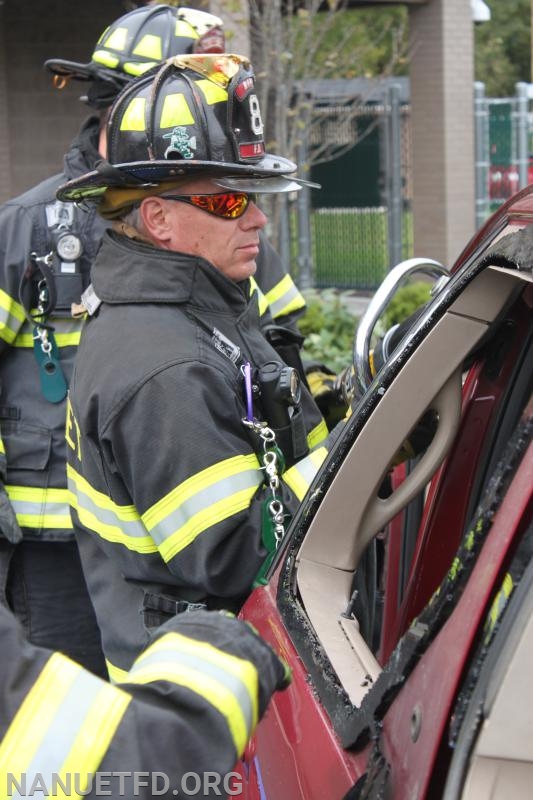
[243,361,254,421]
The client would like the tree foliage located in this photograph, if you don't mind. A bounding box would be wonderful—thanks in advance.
[475,0,531,96]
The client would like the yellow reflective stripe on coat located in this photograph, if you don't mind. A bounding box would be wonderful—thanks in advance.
[67,463,157,554]
[106,659,129,684]
[249,277,269,317]
[0,652,130,797]
[125,631,258,757]
[0,289,25,344]
[307,419,329,450]
[264,274,306,320]
[143,453,262,562]
[13,317,83,348]
[283,446,328,501]
[5,486,73,530]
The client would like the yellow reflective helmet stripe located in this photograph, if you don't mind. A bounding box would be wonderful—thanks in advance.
[143,453,262,562]
[160,93,195,128]
[0,289,25,344]
[127,631,258,757]
[0,652,130,797]
[307,419,329,450]
[283,446,328,501]
[132,33,163,60]
[123,61,158,77]
[120,96,146,132]
[196,79,228,105]
[265,274,306,320]
[5,485,73,530]
[249,277,269,317]
[103,26,128,52]
[67,464,157,554]
[175,19,199,39]
[91,49,120,69]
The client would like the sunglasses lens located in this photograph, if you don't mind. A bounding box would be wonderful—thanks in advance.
[190,193,249,218]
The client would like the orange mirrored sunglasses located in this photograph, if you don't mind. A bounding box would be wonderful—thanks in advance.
[162,191,255,219]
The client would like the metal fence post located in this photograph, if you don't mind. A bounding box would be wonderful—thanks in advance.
[296,99,313,290]
[474,81,490,228]
[385,84,403,269]
[515,81,529,189]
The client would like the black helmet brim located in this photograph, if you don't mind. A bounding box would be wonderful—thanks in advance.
[44,57,130,87]
[56,154,300,202]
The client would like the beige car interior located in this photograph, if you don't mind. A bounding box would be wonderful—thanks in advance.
[296,258,532,709]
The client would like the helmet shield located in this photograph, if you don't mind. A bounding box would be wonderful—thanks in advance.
[57,54,298,202]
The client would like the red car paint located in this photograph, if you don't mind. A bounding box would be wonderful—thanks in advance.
[238,188,533,800]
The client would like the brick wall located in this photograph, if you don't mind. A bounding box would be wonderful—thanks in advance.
[0,0,123,203]
[409,0,475,266]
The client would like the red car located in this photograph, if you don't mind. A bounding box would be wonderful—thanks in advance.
[237,187,533,799]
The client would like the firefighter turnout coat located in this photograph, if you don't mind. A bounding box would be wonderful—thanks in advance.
[67,230,331,678]
[0,117,106,542]
[0,119,304,545]
[0,604,289,798]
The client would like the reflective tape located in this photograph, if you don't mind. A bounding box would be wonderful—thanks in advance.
[120,97,147,132]
[249,277,269,317]
[92,49,120,69]
[0,290,25,345]
[106,659,129,684]
[307,419,329,450]
[6,486,73,530]
[143,454,262,562]
[13,317,83,349]
[67,464,157,553]
[264,274,306,320]
[196,79,228,105]
[160,92,195,128]
[0,652,130,798]
[132,33,162,60]
[126,631,258,756]
[103,26,128,52]
[283,446,328,501]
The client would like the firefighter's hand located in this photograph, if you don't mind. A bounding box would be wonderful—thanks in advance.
[305,363,354,430]
[152,610,291,718]
[0,480,23,544]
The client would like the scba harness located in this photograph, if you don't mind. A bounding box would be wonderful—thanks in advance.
[18,201,86,404]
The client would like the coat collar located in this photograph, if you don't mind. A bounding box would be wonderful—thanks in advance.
[91,230,252,313]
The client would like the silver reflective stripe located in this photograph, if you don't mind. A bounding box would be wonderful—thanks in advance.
[67,474,149,539]
[129,646,254,736]
[11,670,103,798]
[267,283,302,318]
[149,468,261,547]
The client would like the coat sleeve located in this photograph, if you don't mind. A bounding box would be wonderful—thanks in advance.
[0,605,289,798]
[102,360,297,598]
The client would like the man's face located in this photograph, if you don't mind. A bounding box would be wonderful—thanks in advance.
[149,176,268,282]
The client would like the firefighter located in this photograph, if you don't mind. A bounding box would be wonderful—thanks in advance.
[58,54,345,679]
[0,602,290,798]
[0,5,231,678]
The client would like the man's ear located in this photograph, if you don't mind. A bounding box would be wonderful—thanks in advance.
[140,197,174,249]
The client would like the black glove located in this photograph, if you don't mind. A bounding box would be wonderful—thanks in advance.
[305,362,354,430]
[0,480,23,544]
[153,610,291,718]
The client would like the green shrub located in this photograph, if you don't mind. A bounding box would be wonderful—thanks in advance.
[296,281,432,373]
[378,280,432,332]
[297,289,358,373]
